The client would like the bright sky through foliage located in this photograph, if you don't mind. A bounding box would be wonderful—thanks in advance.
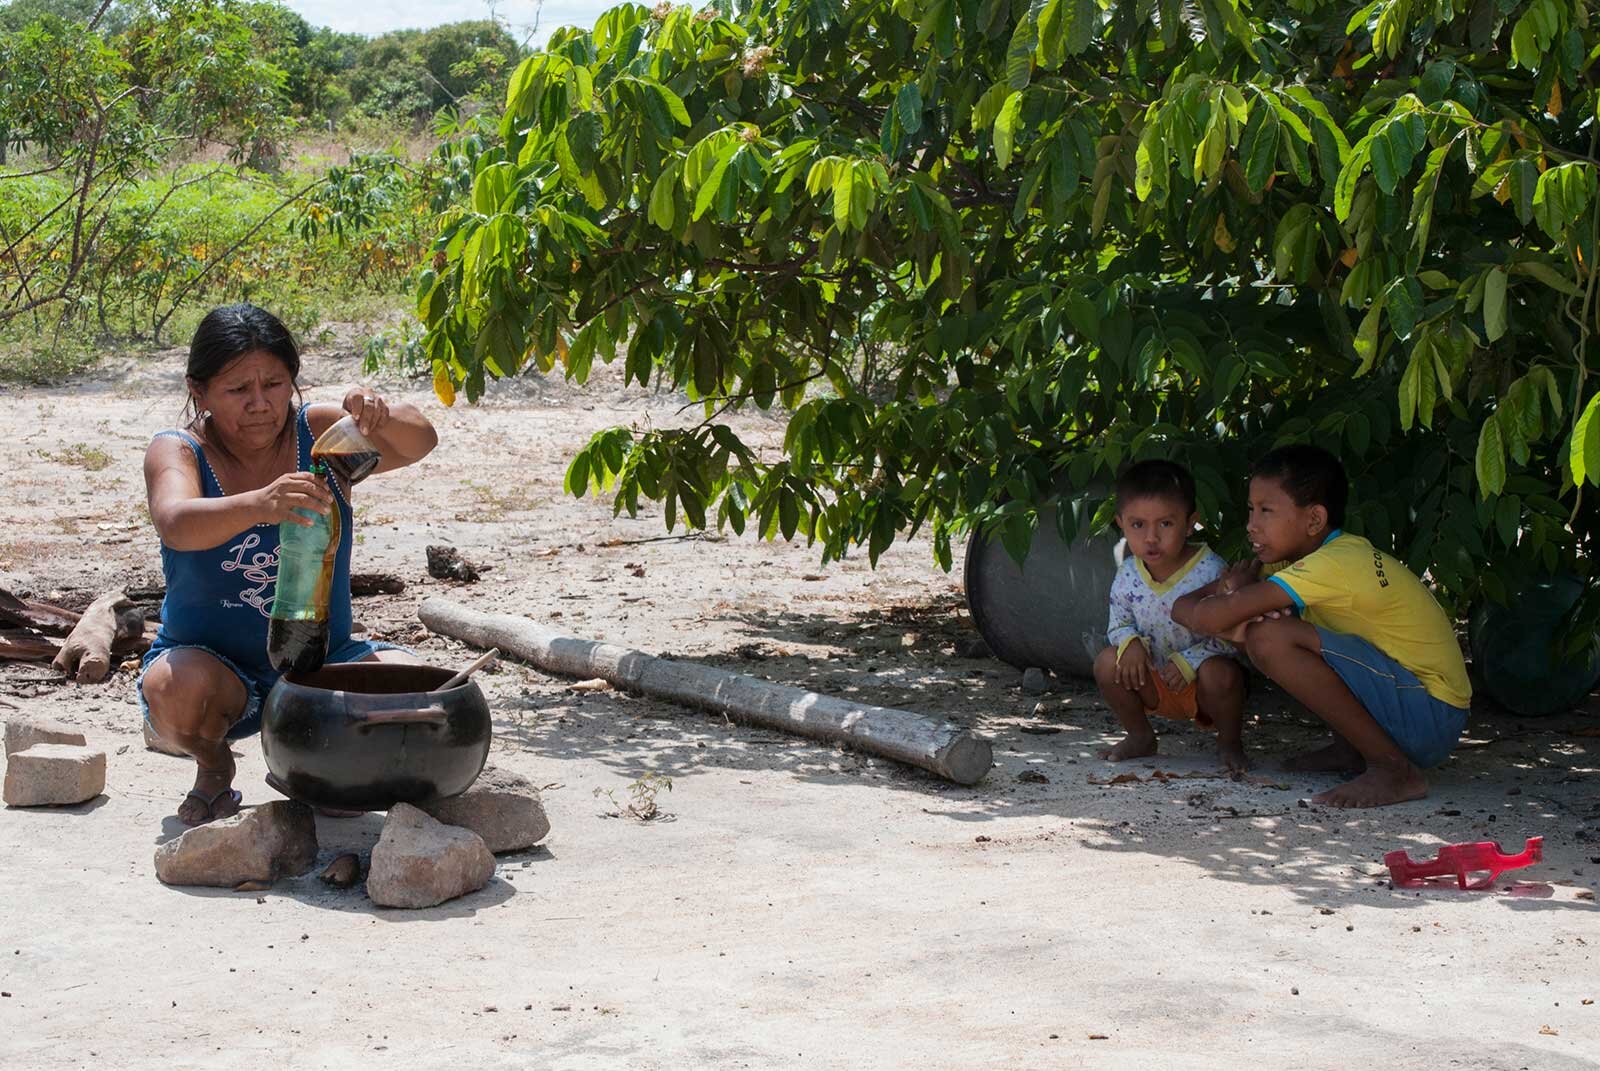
[279,0,614,44]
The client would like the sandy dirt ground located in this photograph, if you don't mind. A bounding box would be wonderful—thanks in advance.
[1,337,1597,1070]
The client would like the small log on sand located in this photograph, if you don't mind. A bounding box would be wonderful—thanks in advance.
[420,598,993,786]
[52,590,144,683]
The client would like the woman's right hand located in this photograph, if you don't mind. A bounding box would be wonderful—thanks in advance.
[252,472,333,526]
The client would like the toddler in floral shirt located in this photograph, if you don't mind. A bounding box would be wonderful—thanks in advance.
[1092,460,1248,772]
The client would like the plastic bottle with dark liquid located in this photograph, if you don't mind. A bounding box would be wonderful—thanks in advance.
[268,460,340,674]
[267,616,330,675]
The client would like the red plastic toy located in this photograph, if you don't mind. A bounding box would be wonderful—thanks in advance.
[1384,837,1543,890]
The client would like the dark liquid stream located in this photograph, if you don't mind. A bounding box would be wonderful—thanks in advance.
[315,446,381,485]
[269,616,330,674]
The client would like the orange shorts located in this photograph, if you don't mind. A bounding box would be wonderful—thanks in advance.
[1149,670,1213,728]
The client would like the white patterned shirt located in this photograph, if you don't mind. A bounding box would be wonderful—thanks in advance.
[1106,545,1236,680]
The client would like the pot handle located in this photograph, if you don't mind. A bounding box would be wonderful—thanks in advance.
[350,705,448,728]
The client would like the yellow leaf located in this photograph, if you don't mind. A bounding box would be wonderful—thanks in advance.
[1493,175,1511,204]
[1547,81,1563,118]
[433,365,457,407]
[1340,246,1358,268]
[1213,213,1236,253]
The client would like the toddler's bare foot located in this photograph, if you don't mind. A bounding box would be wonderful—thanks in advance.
[1218,741,1249,776]
[1281,738,1363,773]
[1311,762,1427,808]
[1098,732,1157,762]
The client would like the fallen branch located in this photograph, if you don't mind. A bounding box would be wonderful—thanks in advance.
[52,590,143,683]
[0,588,152,671]
[1,629,62,661]
[0,590,80,635]
[420,598,993,785]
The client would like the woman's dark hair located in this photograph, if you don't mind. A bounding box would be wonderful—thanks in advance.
[1251,444,1348,527]
[184,303,301,423]
[1115,459,1197,514]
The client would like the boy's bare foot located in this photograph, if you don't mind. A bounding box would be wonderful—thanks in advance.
[1281,738,1363,773]
[1311,762,1427,808]
[1218,741,1249,775]
[1098,732,1157,762]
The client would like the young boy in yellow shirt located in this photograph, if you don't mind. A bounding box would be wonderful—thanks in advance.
[1171,445,1471,808]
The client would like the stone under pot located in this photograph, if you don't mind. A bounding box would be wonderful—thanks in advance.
[260,662,491,812]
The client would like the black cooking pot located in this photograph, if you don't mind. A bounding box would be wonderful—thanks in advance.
[260,663,492,812]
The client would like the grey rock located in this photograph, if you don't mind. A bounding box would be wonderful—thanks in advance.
[3,743,105,806]
[4,717,86,757]
[367,803,494,909]
[319,852,362,888]
[420,766,550,854]
[426,545,482,582]
[154,801,318,887]
[1021,667,1050,694]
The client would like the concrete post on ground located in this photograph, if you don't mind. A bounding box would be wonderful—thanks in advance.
[419,598,993,786]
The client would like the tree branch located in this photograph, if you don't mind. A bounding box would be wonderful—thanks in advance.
[86,0,115,32]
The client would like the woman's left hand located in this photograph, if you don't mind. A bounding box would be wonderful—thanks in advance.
[342,386,390,437]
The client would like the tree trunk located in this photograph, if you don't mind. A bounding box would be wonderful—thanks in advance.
[419,598,993,786]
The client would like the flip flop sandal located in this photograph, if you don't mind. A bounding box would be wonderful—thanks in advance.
[181,786,242,826]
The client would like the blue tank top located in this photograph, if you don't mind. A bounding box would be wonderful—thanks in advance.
[149,405,355,680]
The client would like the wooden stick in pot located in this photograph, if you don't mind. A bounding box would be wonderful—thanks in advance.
[434,647,499,692]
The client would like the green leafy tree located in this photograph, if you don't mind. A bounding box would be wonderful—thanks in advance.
[236,3,365,123]
[349,21,524,122]
[0,0,130,164]
[1,0,291,329]
[419,0,1598,622]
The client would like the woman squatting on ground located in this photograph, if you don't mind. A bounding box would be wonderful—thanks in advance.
[139,304,438,826]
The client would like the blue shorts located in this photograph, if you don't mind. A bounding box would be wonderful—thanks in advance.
[1316,628,1467,768]
[137,638,408,742]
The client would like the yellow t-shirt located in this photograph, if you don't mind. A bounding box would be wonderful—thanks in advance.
[1266,532,1471,709]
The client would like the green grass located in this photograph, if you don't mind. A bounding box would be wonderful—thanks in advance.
[37,443,115,471]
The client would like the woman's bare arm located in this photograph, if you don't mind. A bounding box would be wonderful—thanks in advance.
[144,437,331,551]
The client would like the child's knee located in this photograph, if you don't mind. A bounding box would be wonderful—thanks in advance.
[1198,657,1244,695]
[1244,617,1297,668]
[1092,645,1119,685]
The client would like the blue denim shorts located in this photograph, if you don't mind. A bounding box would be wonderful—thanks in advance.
[1316,628,1468,768]
[137,638,408,742]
